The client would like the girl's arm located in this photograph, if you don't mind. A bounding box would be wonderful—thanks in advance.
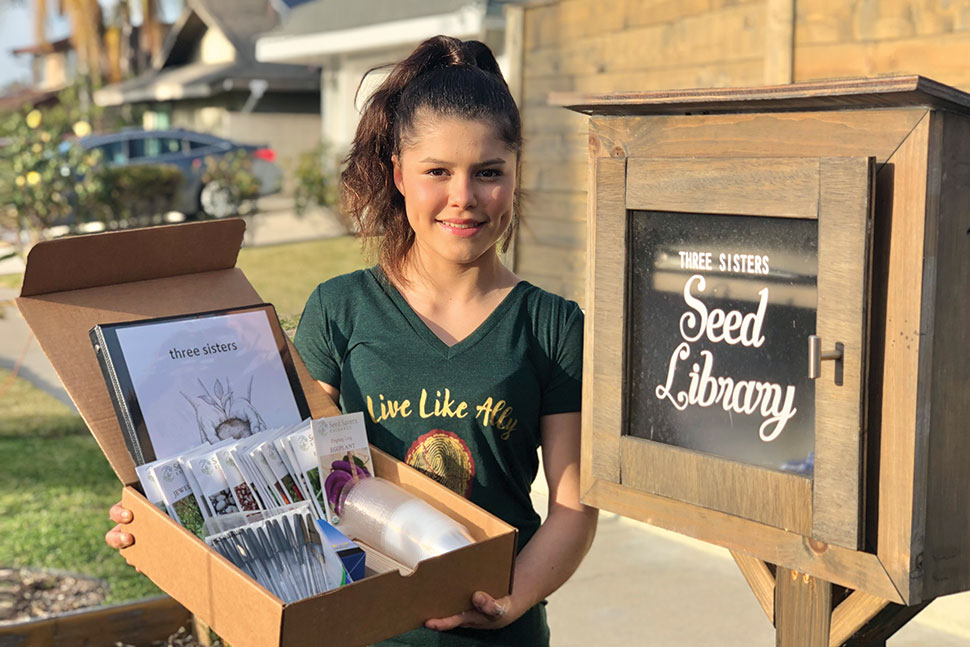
[315,380,340,403]
[426,411,598,631]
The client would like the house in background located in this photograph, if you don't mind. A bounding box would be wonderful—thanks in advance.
[255,0,514,154]
[2,36,79,110]
[11,36,77,95]
[506,0,970,306]
[94,0,322,191]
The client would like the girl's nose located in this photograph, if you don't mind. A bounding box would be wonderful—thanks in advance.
[449,174,477,210]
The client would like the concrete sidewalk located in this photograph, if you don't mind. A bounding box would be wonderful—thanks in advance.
[538,503,970,645]
[240,195,348,248]
[2,205,968,646]
[530,467,970,645]
[0,286,74,410]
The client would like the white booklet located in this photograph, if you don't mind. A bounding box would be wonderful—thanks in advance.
[90,304,311,465]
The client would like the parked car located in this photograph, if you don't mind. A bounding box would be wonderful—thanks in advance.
[78,128,283,218]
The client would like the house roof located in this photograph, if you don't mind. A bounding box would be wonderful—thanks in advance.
[162,0,282,67]
[0,85,64,111]
[256,0,511,63]
[93,60,318,106]
[265,0,512,38]
[11,37,74,57]
[94,0,319,107]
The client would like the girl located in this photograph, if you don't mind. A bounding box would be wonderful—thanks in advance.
[108,35,596,646]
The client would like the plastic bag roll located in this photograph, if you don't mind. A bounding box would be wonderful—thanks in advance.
[338,477,474,569]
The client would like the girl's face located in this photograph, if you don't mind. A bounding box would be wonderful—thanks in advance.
[393,115,516,269]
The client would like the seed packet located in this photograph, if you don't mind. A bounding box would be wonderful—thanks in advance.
[312,412,372,526]
[151,458,207,538]
[260,441,305,505]
[135,462,168,516]
[216,446,263,511]
[285,424,329,520]
[272,424,309,504]
[177,439,235,518]
[231,440,276,510]
[177,446,215,519]
[247,440,290,507]
[275,421,325,517]
[187,446,240,516]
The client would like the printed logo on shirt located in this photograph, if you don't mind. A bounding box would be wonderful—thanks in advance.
[405,429,475,497]
[366,388,519,440]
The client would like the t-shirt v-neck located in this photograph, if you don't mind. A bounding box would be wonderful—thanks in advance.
[374,267,526,360]
[294,267,584,558]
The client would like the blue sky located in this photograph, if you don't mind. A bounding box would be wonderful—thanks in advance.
[0,0,184,92]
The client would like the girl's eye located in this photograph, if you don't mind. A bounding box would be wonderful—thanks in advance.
[426,168,448,177]
[478,168,502,178]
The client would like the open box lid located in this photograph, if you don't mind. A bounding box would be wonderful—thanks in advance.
[16,220,336,485]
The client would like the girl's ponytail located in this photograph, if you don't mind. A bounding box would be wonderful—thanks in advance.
[341,35,521,283]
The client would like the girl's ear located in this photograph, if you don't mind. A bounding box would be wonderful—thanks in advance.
[392,154,405,196]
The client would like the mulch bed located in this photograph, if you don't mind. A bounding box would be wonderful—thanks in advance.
[0,567,220,646]
[0,567,107,624]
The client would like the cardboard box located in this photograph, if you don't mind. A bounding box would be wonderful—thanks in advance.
[16,220,517,647]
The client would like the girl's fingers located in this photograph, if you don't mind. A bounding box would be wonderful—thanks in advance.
[105,525,133,550]
[109,502,133,524]
[426,592,513,632]
[471,591,508,619]
[425,611,471,632]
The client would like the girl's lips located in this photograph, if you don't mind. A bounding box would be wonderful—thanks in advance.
[437,219,485,237]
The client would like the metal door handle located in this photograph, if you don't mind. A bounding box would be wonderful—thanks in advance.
[808,334,842,380]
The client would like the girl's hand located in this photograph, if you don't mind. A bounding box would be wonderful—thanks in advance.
[425,590,517,632]
[105,501,140,571]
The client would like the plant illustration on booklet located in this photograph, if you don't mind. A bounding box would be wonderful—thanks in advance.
[182,376,268,444]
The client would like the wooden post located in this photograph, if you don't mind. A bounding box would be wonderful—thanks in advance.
[735,558,931,646]
[775,567,832,647]
[500,2,525,272]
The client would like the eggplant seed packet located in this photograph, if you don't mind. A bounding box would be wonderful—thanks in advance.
[312,412,373,526]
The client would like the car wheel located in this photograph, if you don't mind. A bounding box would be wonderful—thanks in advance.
[199,181,239,219]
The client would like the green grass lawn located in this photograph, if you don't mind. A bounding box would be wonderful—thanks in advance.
[0,368,160,603]
[0,235,367,605]
[237,235,369,323]
[0,273,22,290]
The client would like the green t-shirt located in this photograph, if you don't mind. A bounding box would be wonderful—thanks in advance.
[294,268,583,646]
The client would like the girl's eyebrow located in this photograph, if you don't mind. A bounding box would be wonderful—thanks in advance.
[418,157,507,166]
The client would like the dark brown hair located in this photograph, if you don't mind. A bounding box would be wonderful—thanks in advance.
[341,35,522,283]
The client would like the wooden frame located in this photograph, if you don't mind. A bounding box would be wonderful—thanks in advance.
[586,156,873,545]
[573,77,970,606]
[0,596,191,647]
